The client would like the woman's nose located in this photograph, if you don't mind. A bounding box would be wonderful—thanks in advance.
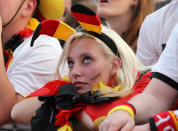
[70,63,82,78]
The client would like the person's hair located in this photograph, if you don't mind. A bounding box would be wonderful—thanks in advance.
[57,26,149,97]
[32,0,40,18]
[122,0,154,52]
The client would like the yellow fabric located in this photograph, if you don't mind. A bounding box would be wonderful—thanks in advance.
[26,18,40,30]
[54,21,76,41]
[79,22,102,34]
[169,111,178,130]
[93,116,106,128]
[93,82,121,92]
[62,75,70,82]
[107,105,135,118]
[57,124,73,131]
[39,0,64,20]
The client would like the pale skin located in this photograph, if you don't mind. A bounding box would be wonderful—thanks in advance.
[99,78,177,131]
[11,37,121,129]
[97,0,138,35]
[0,0,36,125]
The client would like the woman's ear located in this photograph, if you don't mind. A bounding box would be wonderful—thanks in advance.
[110,57,121,75]
[22,0,37,17]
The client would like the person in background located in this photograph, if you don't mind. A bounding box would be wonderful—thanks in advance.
[11,4,151,130]
[99,23,178,131]
[136,0,178,65]
[97,0,154,52]
[154,0,172,9]
[63,0,97,29]
[0,0,65,129]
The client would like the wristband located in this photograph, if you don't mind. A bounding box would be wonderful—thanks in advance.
[149,110,178,131]
[149,117,157,131]
[107,103,136,118]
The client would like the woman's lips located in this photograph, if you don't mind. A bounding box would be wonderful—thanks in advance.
[73,82,87,88]
[100,0,108,3]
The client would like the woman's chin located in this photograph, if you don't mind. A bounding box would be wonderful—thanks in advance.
[77,89,88,95]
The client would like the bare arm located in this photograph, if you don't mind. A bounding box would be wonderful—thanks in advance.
[99,78,177,131]
[132,78,177,124]
[11,97,43,123]
[0,16,24,125]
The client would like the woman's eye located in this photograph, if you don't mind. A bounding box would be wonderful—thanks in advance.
[83,56,92,64]
[67,60,74,68]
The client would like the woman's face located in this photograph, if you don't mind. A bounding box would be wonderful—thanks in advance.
[0,0,24,26]
[68,38,112,94]
[97,0,137,18]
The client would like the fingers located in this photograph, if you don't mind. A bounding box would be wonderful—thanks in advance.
[120,118,135,131]
[99,110,135,131]
[99,117,124,131]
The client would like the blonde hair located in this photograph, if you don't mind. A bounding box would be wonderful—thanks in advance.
[57,26,148,97]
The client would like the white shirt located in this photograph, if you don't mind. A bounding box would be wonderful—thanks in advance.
[152,24,178,90]
[136,0,178,65]
[7,35,68,97]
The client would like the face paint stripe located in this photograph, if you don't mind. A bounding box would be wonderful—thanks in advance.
[91,73,101,81]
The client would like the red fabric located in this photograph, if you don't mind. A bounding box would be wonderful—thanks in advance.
[39,20,60,37]
[153,111,177,131]
[84,71,151,121]
[55,104,85,126]
[29,80,68,97]
[18,28,34,40]
[71,12,101,26]
[29,71,151,125]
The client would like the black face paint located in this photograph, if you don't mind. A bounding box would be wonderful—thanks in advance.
[90,73,101,81]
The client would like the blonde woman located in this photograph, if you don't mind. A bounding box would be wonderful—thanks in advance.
[11,4,151,131]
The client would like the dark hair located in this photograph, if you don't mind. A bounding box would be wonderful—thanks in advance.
[32,0,40,18]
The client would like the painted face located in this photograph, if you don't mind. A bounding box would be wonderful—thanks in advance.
[97,0,136,18]
[68,38,112,94]
[0,0,24,26]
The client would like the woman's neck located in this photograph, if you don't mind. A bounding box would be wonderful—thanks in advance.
[2,18,29,46]
[105,11,133,35]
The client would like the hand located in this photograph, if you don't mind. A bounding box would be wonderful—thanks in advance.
[99,110,135,131]
[132,123,150,131]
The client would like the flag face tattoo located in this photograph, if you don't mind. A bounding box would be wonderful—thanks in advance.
[90,73,101,81]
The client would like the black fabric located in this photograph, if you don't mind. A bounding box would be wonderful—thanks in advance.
[3,34,24,66]
[151,72,178,91]
[30,24,41,47]
[31,95,59,131]
[31,83,118,131]
[87,31,120,58]
[71,4,95,16]
[55,84,81,109]
[149,117,158,131]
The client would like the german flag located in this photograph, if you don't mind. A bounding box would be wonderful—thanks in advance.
[71,4,102,34]
[31,19,76,47]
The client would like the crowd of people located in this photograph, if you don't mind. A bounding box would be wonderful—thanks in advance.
[0,0,177,131]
